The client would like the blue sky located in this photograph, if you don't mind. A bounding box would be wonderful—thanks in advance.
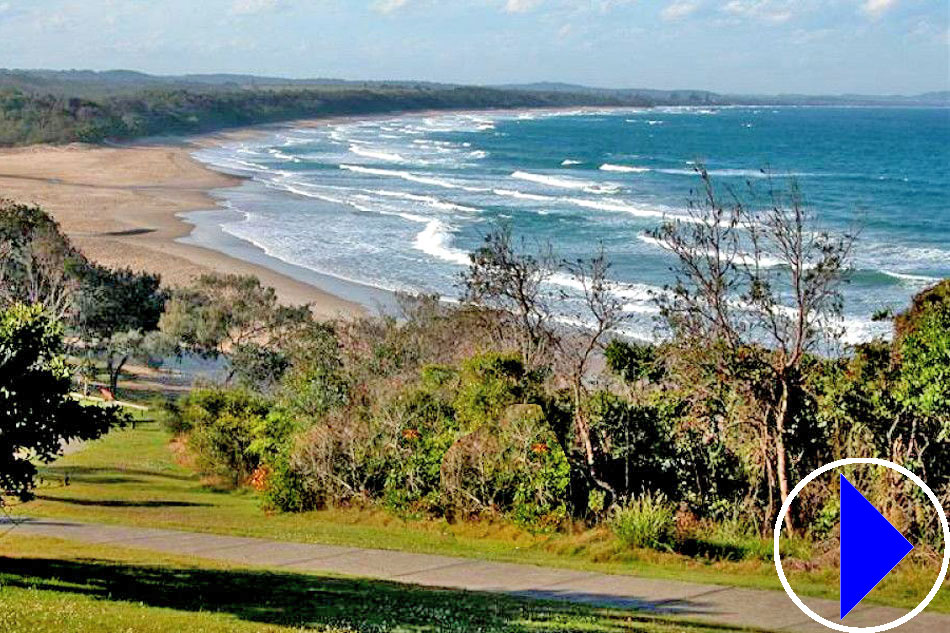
[1,0,947,94]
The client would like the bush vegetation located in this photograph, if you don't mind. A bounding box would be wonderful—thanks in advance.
[154,176,948,563]
[3,173,948,565]
[609,493,676,550]
[0,199,169,396]
[0,81,652,146]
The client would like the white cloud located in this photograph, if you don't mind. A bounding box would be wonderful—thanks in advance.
[231,0,283,15]
[661,1,699,21]
[505,0,544,13]
[863,0,898,18]
[373,0,410,13]
[722,0,792,23]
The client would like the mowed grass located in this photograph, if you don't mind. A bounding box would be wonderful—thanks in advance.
[9,421,949,613]
[0,536,750,633]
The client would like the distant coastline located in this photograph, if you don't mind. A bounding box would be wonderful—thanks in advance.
[1,102,945,336]
[2,68,946,148]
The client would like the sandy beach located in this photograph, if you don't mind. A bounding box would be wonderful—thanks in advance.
[0,138,363,319]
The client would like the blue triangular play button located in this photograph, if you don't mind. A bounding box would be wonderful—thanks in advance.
[840,474,914,619]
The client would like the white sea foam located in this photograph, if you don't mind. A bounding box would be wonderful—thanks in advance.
[414,220,471,266]
[268,181,345,205]
[367,189,480,214]
[840,316,892,345]
[567,198,673,220]
[511,171,620,194]
[349,144,409,163]
[600,163,651,174]
[658,168,819,178]
[492,188,559,203]
[548,273,665,315]
[637,233,786,268]
[340,165,487,192]
[880,270,942,286]
[548,272,586,292]
[201,155,272,174]
[267,148,302,163]
[561,159,583,166]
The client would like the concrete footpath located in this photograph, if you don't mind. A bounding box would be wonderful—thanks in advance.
[7,518,949,632]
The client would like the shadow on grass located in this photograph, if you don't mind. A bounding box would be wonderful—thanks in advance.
[674,538,762,562]
[39,466,196,482]
[0,556,741,632]
[34,495,212,509]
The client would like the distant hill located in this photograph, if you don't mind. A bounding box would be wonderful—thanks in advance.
[0,69,466,97]
[501,81,950,107]
[0,69,945,146]
[497,82,722,105]
[0,70,652,146]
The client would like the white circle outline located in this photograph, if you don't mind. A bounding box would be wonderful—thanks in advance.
[773,457,950,633]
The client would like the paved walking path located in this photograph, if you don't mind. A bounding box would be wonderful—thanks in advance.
[7,518,948,632]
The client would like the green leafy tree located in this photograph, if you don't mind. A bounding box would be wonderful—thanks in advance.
[461,225,558,369]
[893,281,950,487]
[94,329,175,396]
[0,199,83,321]
[0,304,123,501]
[180,387,271,487]
[75,264,166,338]
[159,273,311,385]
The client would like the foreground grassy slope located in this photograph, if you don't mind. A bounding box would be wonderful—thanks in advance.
[0,536,749,633]
[9,422,947,613]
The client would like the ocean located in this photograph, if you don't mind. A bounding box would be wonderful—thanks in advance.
[189,106,950,343]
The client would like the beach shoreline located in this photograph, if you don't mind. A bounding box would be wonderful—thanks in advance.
[0,130,373,319]
[0,106,630,320]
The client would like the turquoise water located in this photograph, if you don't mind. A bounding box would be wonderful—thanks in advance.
[191,106,949,342]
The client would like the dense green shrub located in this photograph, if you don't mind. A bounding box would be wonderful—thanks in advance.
[380,389,459,515]
[182,387,271,487]
[281,351,569,525]
[585,391,679,500]
[604,340,666,383]
[441,404,570,527]
[609,492,676,550]
[149,396,186,435]
[453,353,537,431]
[259,448,319,513]
[290,410,387,507]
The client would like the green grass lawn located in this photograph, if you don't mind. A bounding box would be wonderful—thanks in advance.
[0,535,752,633]
[8,421,948,614]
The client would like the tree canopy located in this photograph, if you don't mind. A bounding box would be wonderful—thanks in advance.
[0,304,124,501]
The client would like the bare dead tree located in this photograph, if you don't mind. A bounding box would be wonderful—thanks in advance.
[654,168,855,534]
[561,244,630,505]
[460,224,558,369]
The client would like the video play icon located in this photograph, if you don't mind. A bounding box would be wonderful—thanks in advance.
[840,474,914,620]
